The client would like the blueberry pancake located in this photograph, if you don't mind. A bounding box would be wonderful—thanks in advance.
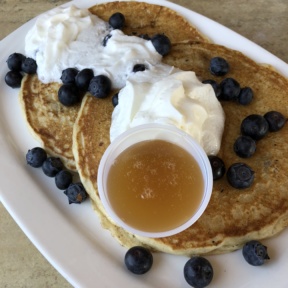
[20,1,288,255]
[19,1,210,171]
[20,74,78,171]
[88,1,209,43]
[73,41,288,255]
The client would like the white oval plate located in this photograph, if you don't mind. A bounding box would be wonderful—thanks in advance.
[0,0,287,287]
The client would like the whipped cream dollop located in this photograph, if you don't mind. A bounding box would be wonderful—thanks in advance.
[110,71,225,155]
[25,5,170,88]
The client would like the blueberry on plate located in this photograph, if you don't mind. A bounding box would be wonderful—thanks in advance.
[58,84,81,106]
[21,57,37,74]
[237,87,253,105]
[220,77,241,101]
[60,68,78,84]
[264,110,286,132]
[6,53,26,71]
[55,170,73,190]
[208,155,226,180]
[75,68,94,92]
[151,34,171,56]
[64,182,88,204]
[109,12,125,30]
[202,79,221,98]
[233,135,256,158]
[226,163,254,189]
[5,70,23,88]
[42,157,64,177]
[241,114,269,140]
[112,92,119,107]
[209,56,229,76]
[242,240,270,266]
[184,257,213,288]
[124,246,153,275]
[26,147,47,168]
[88,75,112,98]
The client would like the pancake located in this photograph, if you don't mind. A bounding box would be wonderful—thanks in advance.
[73,41,288,255]
[88,1,209,43]
[19,1,209,171]
[19,74,78,171]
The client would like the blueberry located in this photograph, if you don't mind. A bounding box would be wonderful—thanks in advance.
[88,75,112,98]
[7,53,26,71]
[184,257,213,288]
[233,135,256,158]
[75,68,94,92]
[5,70,23,88]
[202,79,221,98]
[220,78,241,101]
[102,34,112,47]
[237,87,253,105]
[21,57,37,74]
[151,34,171,56]
[208,155,226,180]
[226,163,254,189]
[132,64,146,73]
[60,68,78,84]
[242,240,270,266]
[109,12,125,30]
[124,246,153,275]
[55,170,73,190]
[209,57,229,76]
[241,114,269,140]
[112,92,119,107]
[264,111,286,132]
[58,84,81,106]
[42,157,64,177]
[26,147,47,168]
[64,182,88,204]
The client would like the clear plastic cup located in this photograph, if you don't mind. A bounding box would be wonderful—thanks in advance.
[97,123,213,238]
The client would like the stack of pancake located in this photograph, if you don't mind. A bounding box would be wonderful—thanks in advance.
[20,1,288,255]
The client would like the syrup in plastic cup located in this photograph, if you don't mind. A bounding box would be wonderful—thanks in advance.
[97,123,213,238]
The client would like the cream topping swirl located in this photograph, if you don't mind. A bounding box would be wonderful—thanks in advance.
[110,71,225,155]
[25,5,168,88]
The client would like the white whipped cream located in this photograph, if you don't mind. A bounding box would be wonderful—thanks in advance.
[25,5,169,88]
[110,71,225,155]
